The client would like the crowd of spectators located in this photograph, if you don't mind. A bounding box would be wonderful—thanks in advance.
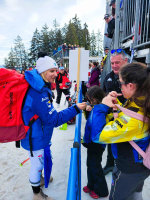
[53,43,80,59]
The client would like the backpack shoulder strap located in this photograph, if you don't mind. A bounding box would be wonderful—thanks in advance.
[129,141,146,159]
[113,104,149,159]
[115,104,149,123]
[24,114,39,157]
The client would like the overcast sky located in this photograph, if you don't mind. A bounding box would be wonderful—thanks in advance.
[0,0,106,65]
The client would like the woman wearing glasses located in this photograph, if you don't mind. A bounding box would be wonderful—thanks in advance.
[92,62,150,199]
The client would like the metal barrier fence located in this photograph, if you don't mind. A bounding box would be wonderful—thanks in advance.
[120,0,150,49]
[66,83,82,200]
[101,0,150,84]
[135,0,150,48]
[121,0,136,43]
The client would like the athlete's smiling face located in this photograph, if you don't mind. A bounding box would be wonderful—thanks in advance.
[45,68,57,83]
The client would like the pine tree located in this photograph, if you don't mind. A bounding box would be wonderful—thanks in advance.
[96,29,103,56]
[4,57,9,68]
[14,35,28,70]
[53,18,60,33]
[49,29,55,55]
[55,29,63,48]
[22,50,29,69]
[72,14,82,46]
[29,28,41,64]
[81,23,90,50]
[7,47,16,68]
[62,23,68,41]
[90,30,97,56]
[53,19,63,49]
[65,20,78,45]
[40,23,50,54]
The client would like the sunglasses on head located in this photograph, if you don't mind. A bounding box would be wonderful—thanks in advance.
[111,49,126,54]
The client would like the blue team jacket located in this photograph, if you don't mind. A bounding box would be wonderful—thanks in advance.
[83,104,108,149]
[21,69,80,151]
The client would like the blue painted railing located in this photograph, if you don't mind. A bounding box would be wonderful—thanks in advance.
[66,82,82,200]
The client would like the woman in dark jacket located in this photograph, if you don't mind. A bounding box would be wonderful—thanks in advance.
[87,62,100,87]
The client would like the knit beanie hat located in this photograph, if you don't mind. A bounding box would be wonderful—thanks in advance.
[36,56,58,74]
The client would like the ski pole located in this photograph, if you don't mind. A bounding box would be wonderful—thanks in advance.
[20,158,30,166]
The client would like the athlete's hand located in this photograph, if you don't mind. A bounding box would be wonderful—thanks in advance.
[59,83,62,86]
[77,102,87,110]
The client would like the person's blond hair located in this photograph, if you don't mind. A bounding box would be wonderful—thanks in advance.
[40,70,48,82]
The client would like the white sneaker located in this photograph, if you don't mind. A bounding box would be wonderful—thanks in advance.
[33,189,54,200]
[57,104,60,108]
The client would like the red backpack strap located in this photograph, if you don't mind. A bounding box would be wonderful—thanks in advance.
[24,114,39,132]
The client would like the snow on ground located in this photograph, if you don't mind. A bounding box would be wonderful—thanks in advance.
[0,86,150,200]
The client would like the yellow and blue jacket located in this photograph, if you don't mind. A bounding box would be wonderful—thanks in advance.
[87,100,150,173]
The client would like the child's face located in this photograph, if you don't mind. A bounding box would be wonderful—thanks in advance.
[90,99,97,105]
[87,97,98,105]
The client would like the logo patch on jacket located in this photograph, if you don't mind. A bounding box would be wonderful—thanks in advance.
[114,119,123,128]
[119,116,128,124]
[41,97,49,102]
[49,108,55,115]
[107,78,112,82]
[46,101,51,108]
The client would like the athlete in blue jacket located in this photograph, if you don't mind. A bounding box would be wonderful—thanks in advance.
[21,56,86,200]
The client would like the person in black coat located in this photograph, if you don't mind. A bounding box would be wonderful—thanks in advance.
[104,14,115,39]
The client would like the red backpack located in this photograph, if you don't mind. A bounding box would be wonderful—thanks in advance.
[0,68,39,145]
[58,74,71,89]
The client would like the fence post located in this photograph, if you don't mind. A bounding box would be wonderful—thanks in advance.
[146,52,150,68]
[76,48,81,102]
[66,148,78,200]
[74,83,82,200]
[134,0,140,48]
[122,0,126,39]
[73,142,80,200]
[114,0,120,49]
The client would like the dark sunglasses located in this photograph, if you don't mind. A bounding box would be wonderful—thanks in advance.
[111,49,126,54]
[118,81,128,88]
